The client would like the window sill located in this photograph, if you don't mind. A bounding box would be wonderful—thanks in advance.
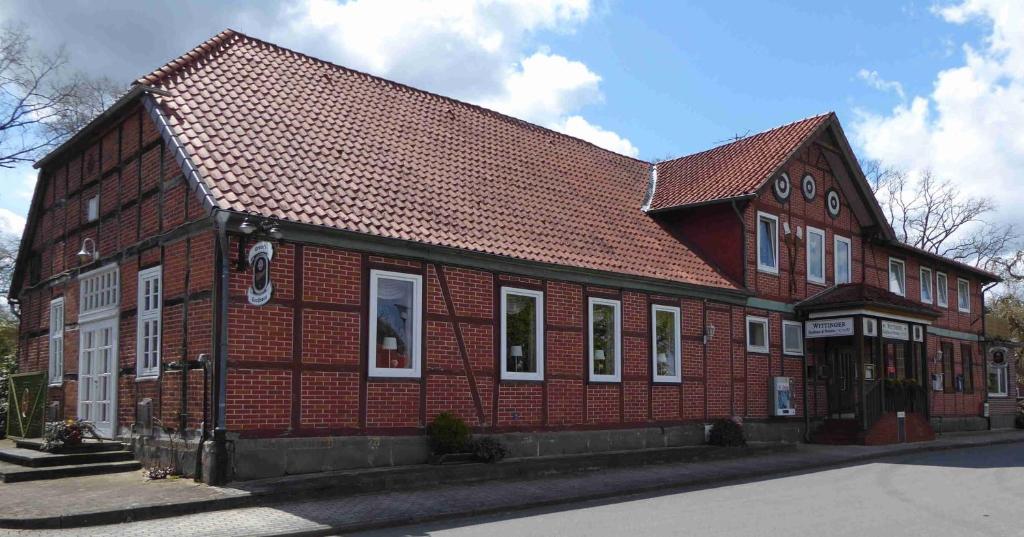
[757,266,779,276]
[588,377,622,384]
[747,348,769,355]
[366,375,421,382]
[135,375,160,382]
[652,378,682,385]
[499,378,544,384]
[782,352,804,358]
[47,382,63,388]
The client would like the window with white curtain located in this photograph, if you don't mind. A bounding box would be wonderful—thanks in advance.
[806,227,825,285]
[834,235,851,284]
[936,272,949,308]
[757,212,779,274]
[651,304,681,383]
[957,278,971,313]
[589,297,621,382]
[501,287,544,381]
[889,258,906,296]
[920,267,933,304]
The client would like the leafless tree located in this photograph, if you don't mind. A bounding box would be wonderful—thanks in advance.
[865,159,1022,282]
[0,24,123,169]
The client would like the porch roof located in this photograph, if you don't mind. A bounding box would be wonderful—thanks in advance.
[795,283,943,319]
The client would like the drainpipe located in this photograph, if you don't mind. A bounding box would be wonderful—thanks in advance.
[210,210,231,484]
[982,281,998,429]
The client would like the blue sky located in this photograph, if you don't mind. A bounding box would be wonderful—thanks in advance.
[0,0,1017,234]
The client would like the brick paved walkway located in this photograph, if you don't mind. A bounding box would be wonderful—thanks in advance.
[4,430,1023,537]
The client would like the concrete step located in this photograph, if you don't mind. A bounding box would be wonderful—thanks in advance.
[14,439,126,453]
[0,459,142,483]
[0,446,135,468]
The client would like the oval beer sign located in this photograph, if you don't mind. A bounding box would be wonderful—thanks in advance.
[247,241,274,306]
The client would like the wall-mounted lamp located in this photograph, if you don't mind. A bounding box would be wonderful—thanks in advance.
[235,216,285,271]
[703,323,716,345]
[238,218,257,235]
[76,237,99,264]
[783,222,792,235]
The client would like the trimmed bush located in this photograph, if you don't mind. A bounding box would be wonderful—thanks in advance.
[708,418,746,447]
[426,412,471,455]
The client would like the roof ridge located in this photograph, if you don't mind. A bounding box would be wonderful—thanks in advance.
[139,28,650,166]
[661,111,834,166]
[135,29,240,87]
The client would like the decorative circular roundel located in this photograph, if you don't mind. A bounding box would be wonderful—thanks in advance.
[826,188,841,218]
[801,174,816,201]
[772,172,791,201]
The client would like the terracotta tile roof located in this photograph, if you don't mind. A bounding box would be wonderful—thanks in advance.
[136,30,740,290]
[796,283,943,318]
[647,113,833,211]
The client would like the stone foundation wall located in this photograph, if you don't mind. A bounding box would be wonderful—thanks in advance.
[226,420,809,481]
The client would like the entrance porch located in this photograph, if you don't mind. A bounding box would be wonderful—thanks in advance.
[797,284,941,444]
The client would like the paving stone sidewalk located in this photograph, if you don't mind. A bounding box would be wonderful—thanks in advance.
[3,429,1023,537]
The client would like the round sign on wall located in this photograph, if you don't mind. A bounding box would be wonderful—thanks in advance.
[773,172,791,202]
[801,174,816,201]
[826,188,841,218]
[247,241,274,306]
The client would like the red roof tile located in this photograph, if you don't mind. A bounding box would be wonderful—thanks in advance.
[796,283,943,318]
[136,30,740,290]
[648,113,833,211]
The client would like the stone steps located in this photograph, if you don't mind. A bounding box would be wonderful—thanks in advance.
[0,459,142,483]
[0,439,140,483]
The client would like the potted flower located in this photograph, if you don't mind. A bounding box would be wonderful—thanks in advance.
[41,419,101,452]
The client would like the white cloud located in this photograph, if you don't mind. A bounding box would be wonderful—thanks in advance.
[0,208,26,236]
[553,115,639,157]
[856,69,905,99]
[852,0,1024,228]
[272,0,637,156]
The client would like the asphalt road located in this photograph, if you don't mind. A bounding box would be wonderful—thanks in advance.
[352,443,1024,537]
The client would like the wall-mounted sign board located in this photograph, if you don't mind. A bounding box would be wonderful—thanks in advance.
[805,318,854,338]
[881,320,909,341]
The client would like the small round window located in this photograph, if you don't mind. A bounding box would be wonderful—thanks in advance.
[826,188,841,218]
[801,174,816,201]
[773,172,791,202]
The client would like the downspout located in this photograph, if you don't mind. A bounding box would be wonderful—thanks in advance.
[982,281,999,429]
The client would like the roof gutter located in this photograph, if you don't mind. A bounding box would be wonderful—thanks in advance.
[645,194,757,215]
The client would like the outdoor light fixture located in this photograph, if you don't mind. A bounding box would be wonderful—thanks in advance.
[238,218,256,235]
[703,323,716,345]
[267,224,283,239]
[76,237,98,264]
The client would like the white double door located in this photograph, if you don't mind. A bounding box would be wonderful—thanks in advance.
[78,317,118,438]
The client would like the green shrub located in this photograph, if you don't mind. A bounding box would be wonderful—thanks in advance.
[470,436,508,463]
[426,412,471,455]
[708,418,746,447]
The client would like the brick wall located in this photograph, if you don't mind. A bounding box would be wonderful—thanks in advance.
[14,105,215,436]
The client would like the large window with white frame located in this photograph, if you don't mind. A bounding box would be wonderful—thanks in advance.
[988,361,1008,397]
[651,304,681,383]
[589,297,621,382]
[957,278,971,313]
[48,298,64,386]
[920,266,933,304]
[888,257,906,296]
[746,316,769,354]
[756,212,779,274]
[936,272,949,308]
[834,235,851,284]
[806,226,825,285]
[79,264,119,321]
[136,266,162,378]
[369,270,423,378]
[500,287,544,381]
[782,320,803,356]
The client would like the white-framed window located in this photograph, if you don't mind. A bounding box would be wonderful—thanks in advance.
[588,297,621,382]
[806,226,825,285]
[368,270,423,378]
[936,272,949,308]
[782,320,803,356]
[136,266,162,378]
[651,304,681,383]
[500,287,544,381]
[920,267,933,304]
[756,212,779,274]
[888,257,906,296]
[957,278,970,313]
[48,298,64,386]
[834,235,851,284]
[988,362,1008,397]
[79,264,119,322]
[86,195,99,222]
[746,316,769,354]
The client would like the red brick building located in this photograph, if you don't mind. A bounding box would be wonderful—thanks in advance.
[9,30,1004,483]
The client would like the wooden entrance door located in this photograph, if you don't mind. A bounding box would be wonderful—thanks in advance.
[827,346,857,418]
[78,318,118,438]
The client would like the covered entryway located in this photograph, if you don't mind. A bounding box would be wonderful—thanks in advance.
[798,284,940,444]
